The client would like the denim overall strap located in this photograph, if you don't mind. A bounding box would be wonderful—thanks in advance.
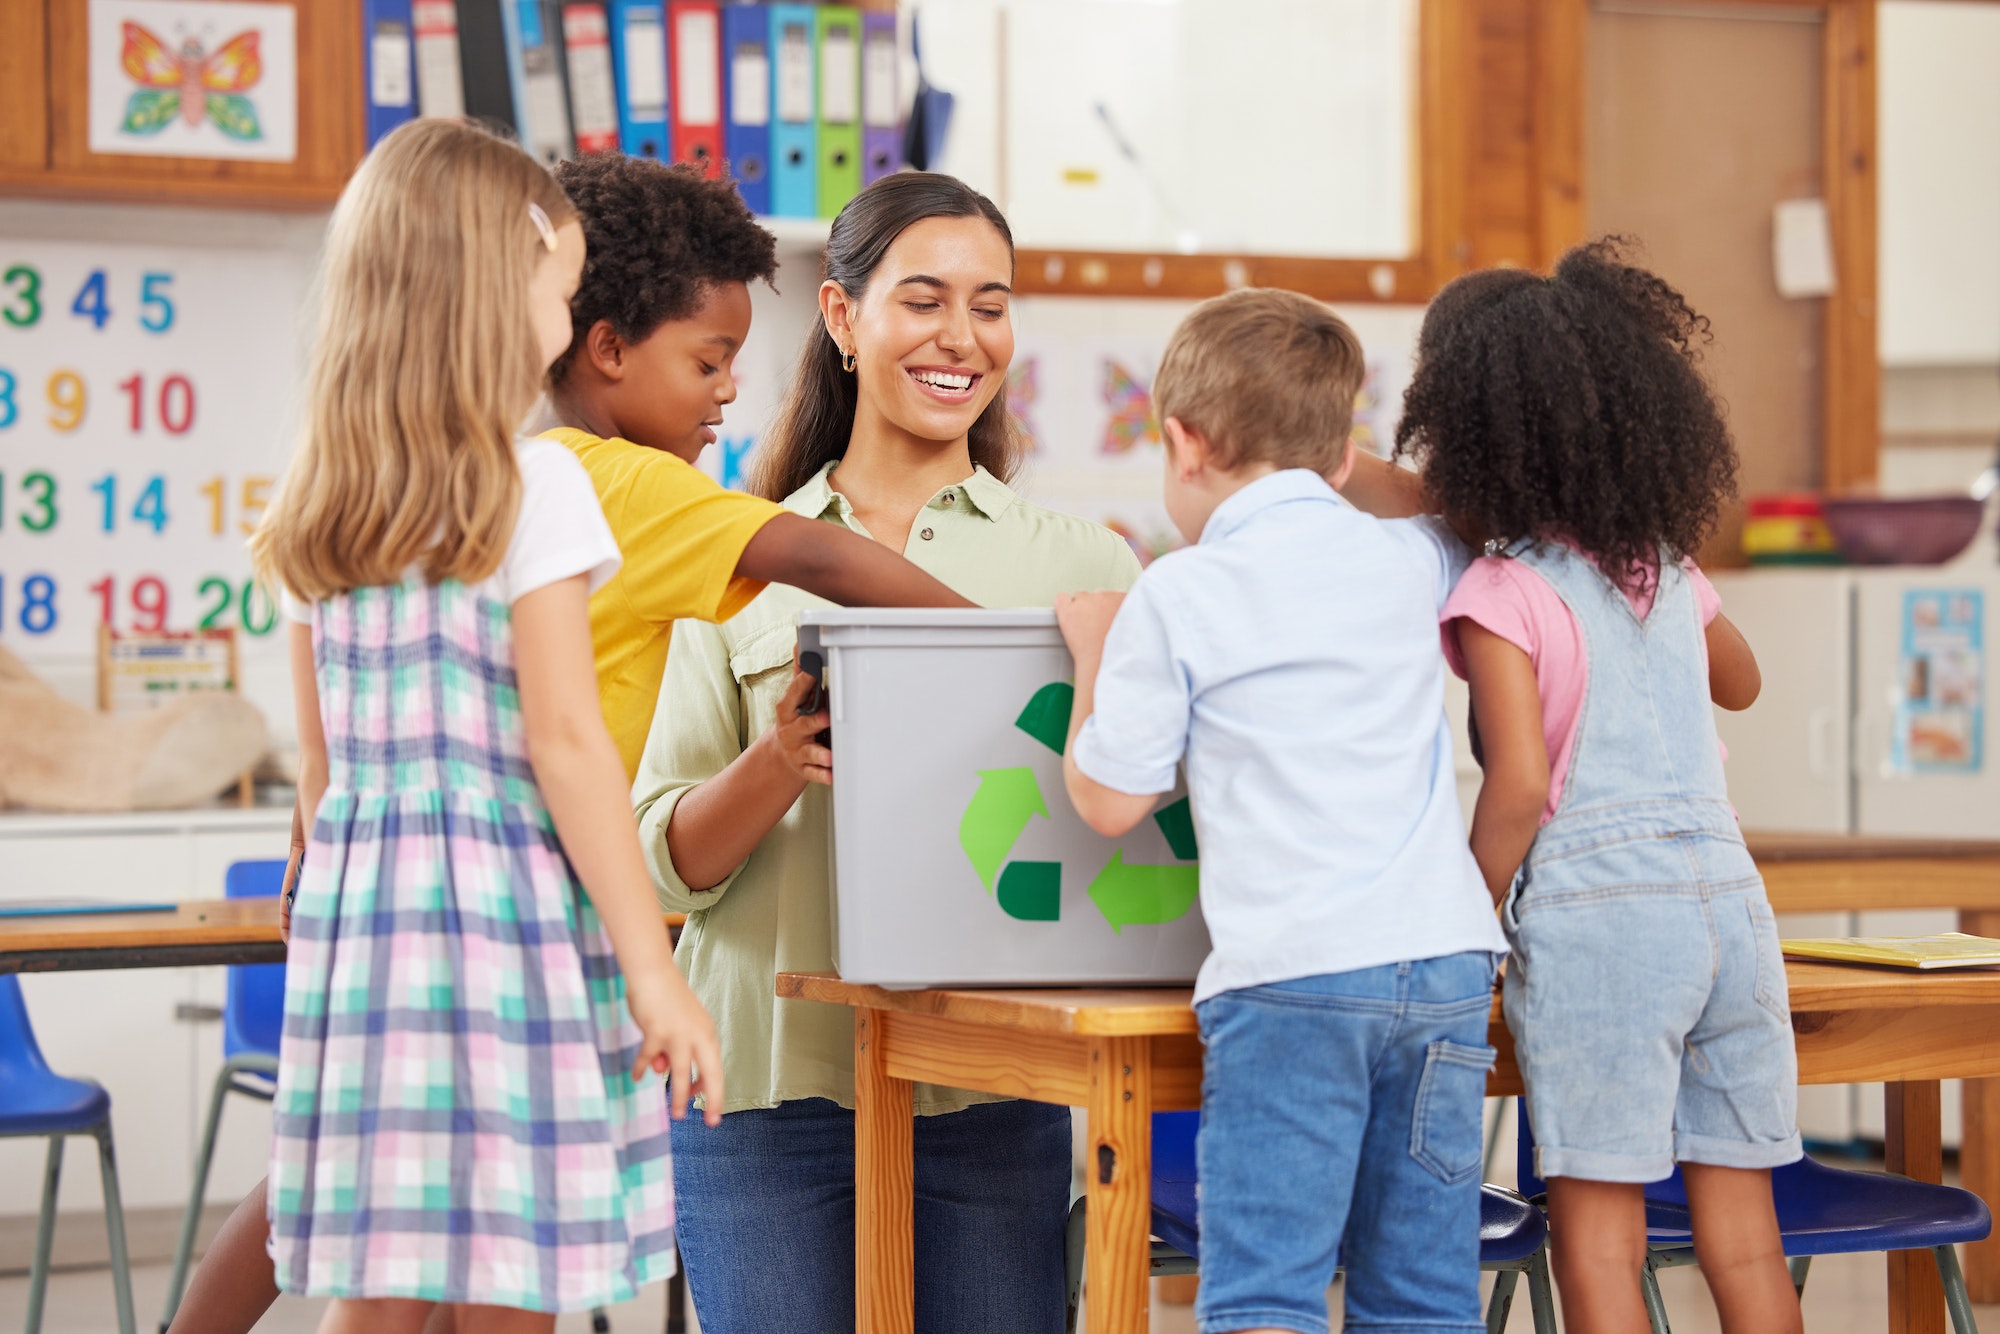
[1510,543,1739,858]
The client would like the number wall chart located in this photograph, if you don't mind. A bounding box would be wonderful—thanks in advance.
[0,243,308,661]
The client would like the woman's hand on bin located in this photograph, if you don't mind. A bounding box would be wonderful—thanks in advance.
[767,669,833,786]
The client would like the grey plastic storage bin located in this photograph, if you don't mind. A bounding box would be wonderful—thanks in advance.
[796,608,1210,988]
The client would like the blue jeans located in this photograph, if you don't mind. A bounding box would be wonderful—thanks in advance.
[669,1097,1072,1334]
[1194,952,1499,1334]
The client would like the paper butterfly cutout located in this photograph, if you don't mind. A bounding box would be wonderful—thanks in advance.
[1348,364,1384,456]
[1006,358,1040,452]
[1100,358,1161,455]
[118,22,265,141]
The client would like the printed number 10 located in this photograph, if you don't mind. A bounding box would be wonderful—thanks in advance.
[116,373,195,434]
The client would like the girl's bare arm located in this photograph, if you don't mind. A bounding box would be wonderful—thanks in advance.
[1457,620,1551,904]
[513,574,722,1123]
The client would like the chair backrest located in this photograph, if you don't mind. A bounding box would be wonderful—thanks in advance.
[223,860,289,1059]
[0,975,57,1086]
[1152,1110,1199,1183]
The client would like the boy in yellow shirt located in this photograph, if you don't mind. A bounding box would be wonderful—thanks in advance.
[545,152,968,777]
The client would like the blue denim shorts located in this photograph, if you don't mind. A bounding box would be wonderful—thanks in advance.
[1193,952,1499,1334]
[1503,835,1802,1183]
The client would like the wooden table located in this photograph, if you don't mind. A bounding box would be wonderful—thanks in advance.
[782,961,2000,1334]
[1750,832,2000,1300]
[0,898,286,973]
[0,902,692,975]
[1748,833,2000,916]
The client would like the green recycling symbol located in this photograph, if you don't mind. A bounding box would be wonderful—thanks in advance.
[955,682,1200,932]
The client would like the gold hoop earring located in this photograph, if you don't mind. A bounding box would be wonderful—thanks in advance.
[841,349,857,373]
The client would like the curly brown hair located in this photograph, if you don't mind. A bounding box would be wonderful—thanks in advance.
[1393,239,1739,590]
[548,153,778,385]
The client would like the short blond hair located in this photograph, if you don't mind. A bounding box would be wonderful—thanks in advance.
[1152,288,1365,474]
[252,119,576,601]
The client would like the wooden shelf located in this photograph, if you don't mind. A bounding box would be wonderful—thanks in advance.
[1,0,363,211]
[0,165,345,210]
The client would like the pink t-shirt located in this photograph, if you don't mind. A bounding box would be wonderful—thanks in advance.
[1441,554,1722,824]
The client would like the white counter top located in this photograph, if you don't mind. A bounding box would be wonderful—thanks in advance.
[0,805,293,839]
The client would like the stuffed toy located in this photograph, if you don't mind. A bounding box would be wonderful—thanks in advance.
[0,644,270,812]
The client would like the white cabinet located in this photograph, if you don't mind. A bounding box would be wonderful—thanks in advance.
[1853,575,2000,836]
[1709,570,1853,834]
[0,809,291,1223]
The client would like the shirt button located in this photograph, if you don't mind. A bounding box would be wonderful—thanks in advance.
[943,492,956,505]
[920,527,935,541]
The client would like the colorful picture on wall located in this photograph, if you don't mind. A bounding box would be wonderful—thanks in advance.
[88,0,298,162]
[1350,364,1388,458]
[1007,358,1042,452]
[1099,358,1160,456]
[1894,589,1984,774]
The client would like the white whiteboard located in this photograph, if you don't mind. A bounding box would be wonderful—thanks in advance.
[1879,1,2000,366]
[0,239,308,712]
[914,0,1418,259]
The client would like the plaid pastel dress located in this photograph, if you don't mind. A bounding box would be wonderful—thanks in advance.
[270,444,674,1312]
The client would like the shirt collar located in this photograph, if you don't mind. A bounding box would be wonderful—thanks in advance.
[783,459,1018,523]
[1199,468,1343,545]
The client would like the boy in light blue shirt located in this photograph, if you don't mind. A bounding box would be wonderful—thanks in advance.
[1058,288,1507,1334]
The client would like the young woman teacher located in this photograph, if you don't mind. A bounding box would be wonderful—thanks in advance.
[631,173,1141,1333]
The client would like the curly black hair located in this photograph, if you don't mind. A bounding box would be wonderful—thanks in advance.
[548,153,779,385]
[1393,239,1739,591]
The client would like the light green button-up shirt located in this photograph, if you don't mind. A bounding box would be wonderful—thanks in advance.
[632,460,1143,1115]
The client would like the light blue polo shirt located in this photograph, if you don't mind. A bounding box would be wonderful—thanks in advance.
[1073,468,1508,1004]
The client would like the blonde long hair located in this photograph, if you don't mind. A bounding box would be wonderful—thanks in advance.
[252,120,576,600]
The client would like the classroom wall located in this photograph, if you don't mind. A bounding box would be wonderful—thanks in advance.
[1586,7,1826,551]
[0,198,323,734]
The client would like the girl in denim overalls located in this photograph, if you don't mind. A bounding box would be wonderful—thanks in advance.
[1395,241,1804,1334]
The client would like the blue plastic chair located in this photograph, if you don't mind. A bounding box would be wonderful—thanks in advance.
[159,860,287,1332]
[1517,1100,1989,1333]
[0,972,136,1334]
[1064,1110,1555,1333]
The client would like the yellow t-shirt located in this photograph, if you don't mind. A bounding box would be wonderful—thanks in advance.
[545,427,786,778]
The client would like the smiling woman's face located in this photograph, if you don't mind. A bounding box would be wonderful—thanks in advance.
[841,215,1014,444]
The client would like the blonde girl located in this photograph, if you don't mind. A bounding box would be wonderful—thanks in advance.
[252,119,720,1334]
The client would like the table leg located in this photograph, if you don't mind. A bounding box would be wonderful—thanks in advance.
[856,1008,915,1334]
[1960,908,2000,1303]
[1885,1080,1947,1334]
[1086,1035,1153,1334]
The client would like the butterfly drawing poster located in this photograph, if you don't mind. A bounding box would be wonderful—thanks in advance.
[89,0,298,162]
[1006,358,1043,453]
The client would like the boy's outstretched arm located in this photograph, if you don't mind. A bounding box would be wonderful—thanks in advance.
[1056,591,1162,838]
[1334,449,1429,519]
[736,513,975,608]
[1706,612,1762,711]
[1457,620,1550,904]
